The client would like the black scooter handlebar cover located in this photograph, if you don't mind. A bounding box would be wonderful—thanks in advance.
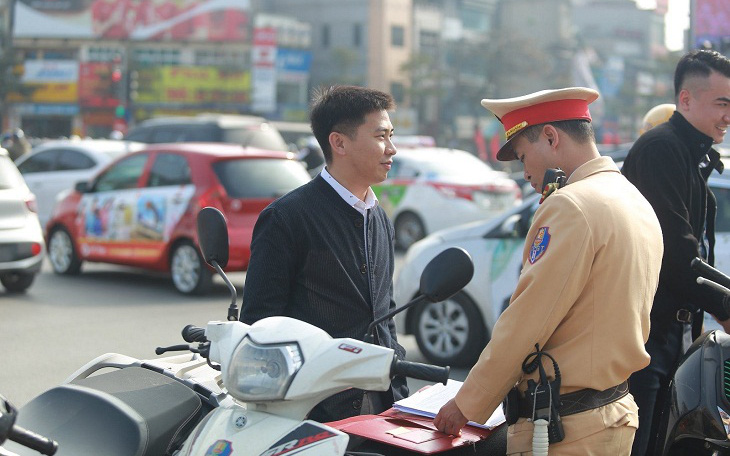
[691,257,730,290]
[182,325,208,343]
[391,358,450,385]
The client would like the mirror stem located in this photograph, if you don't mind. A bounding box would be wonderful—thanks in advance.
[363,294,427,344]
[210,260,239,321]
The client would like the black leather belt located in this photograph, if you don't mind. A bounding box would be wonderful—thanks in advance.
[676,309,693,324]
[515,381,629,419]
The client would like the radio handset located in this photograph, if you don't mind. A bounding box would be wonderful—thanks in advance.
[539,168,566,204]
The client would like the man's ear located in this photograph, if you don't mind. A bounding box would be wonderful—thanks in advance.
[677,88,692,111]
[543,124,559,148]
[329,131,347,157]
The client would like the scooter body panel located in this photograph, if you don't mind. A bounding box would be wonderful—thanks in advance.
[180,407,349,456]
[661,330,730,455]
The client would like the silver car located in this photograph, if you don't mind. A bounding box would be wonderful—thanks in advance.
[0,149,45,293]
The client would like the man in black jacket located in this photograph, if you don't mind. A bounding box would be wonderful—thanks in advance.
[622,49,730,455]
[241,85,407,424]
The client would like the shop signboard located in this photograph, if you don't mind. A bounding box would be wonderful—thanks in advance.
[79,62,121,108]
[134,66,250,105]
[14,0,250,41]
[7,60,78,103]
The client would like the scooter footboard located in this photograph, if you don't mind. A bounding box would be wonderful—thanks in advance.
[6,367,201,456]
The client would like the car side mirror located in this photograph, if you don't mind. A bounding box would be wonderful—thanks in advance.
[74,181,90,193]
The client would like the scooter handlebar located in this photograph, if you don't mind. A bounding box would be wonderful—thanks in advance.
[391,358,450,385]
[691,257,730,290]
[9,424,58,455]
[182,325,208,343]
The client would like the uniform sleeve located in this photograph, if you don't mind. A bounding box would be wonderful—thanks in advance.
[454,194,594,424]
[623,140,730,319]
[240,206,297,324]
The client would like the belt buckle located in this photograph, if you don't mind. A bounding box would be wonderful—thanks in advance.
[676,309,693,324]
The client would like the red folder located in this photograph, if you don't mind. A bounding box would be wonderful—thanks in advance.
[326,408,499,454]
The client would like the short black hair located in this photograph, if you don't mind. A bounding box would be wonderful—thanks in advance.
[310,85,395,163]
[521,119,595,145]
[674,49,730,98]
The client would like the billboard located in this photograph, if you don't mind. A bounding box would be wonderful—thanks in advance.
[15,0,250,41]
[134,66,250,105]
[7,60,78,104]
[693,0,730,49]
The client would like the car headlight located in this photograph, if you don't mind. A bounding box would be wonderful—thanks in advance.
[225,337,303,402]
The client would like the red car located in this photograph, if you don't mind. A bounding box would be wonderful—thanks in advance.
[45,143,311,294]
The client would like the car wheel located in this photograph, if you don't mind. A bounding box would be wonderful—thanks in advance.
[412,291,487,367]
[395,212,426,250]
[1,273,36,293]
[48,227,82,275]
[170,240,212,295]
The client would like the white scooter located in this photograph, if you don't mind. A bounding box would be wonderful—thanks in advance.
[174,206,477,456]
[0,206,481,455]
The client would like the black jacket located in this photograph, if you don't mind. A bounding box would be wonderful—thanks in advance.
[241,175,408,422]
[622,112,728,339]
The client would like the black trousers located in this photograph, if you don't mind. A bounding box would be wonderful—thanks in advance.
[629,321,691,455]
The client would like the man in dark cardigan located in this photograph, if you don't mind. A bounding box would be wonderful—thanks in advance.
[241,85,408,424]
[622,49,730,455]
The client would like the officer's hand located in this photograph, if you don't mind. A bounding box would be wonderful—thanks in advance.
[434,399,468,437]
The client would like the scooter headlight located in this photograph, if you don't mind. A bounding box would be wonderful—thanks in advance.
[225,337,303,402]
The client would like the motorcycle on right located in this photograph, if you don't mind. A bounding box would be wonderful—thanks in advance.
[652,258,730,455]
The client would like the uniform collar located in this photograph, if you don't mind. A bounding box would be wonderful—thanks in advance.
[566,156,619,185]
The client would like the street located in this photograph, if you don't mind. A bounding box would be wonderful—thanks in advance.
[0,256,470,408]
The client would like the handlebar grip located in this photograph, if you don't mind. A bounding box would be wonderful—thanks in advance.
[691,257,730,290]
[697,277,730,295]
[391,358,450,385]
[9,425,58,455]
[182,325,207,343]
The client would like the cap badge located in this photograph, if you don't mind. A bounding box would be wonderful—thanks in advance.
[505,121,528,140]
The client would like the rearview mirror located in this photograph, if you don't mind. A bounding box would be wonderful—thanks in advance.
[196,207,229,268]
[419,247,474,302]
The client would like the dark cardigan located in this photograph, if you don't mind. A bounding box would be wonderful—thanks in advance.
[241,175,408,421]
[622,111,729,338]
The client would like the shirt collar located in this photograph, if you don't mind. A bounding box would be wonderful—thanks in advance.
[321,167,379,211]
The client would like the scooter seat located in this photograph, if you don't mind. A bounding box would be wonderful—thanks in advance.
[8,366,202,456]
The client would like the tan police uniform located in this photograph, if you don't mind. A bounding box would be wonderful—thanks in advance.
[452,89,664,455]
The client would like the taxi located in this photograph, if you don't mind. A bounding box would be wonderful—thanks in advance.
[45,143,311,294]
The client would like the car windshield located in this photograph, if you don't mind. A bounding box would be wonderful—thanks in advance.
[221,127,290,152]
[407,152,496,180]
[0,155,25,189]
[213,158,310,198]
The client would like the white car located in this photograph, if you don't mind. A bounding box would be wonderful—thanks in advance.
[0,149,45,293]
[396,167,730,367]
[14,139,145,228]
[372,147,522,249]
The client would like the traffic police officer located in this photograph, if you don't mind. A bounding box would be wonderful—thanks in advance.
[434,87,664,455]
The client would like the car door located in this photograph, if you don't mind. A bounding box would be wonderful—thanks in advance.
[131,152,195,262]
[483,196,539,318]
[76,153,149,263]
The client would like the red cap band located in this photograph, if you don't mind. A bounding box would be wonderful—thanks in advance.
[501,99,592,139]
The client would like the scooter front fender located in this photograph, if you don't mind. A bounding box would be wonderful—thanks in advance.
[180,407,349,456]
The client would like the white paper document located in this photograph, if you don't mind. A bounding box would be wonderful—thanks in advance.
[393,379,506,430]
